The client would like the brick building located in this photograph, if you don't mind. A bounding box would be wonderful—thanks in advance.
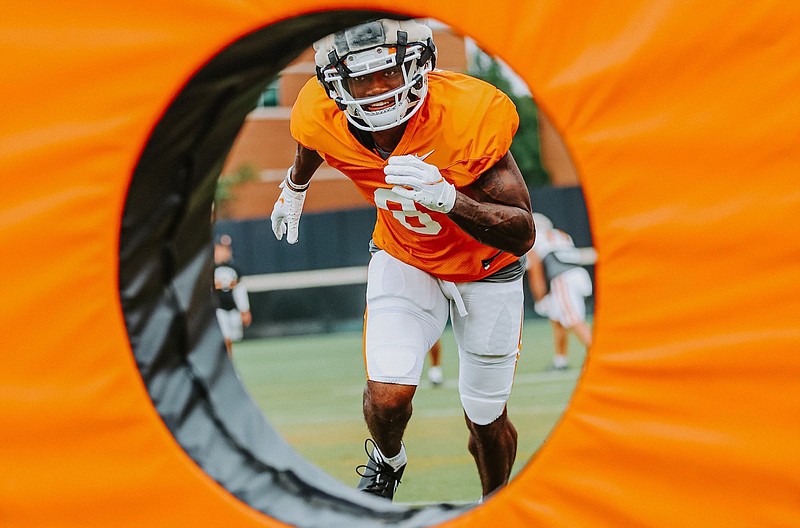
[218,22,580,220]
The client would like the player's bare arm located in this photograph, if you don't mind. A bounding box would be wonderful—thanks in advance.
[448,151,535,256]
[289,143,324,186]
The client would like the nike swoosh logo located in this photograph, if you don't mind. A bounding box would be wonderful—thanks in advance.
[416,150,435,161]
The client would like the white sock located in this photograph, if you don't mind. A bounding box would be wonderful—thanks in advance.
[553,355,568,368]
[375,443,407,471]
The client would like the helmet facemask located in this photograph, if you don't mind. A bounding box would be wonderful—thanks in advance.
[315,20,436,132]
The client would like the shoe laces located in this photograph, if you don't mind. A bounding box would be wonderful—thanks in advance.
[355,439,402,491]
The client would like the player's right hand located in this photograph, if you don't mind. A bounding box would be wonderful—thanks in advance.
[384,155,456,213]
[270,168,307,244]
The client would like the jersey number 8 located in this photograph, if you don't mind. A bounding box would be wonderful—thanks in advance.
[374,188,442,235]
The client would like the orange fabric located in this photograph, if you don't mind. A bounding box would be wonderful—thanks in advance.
[362,306,370,380]
[0,3,297,527]
[291,71,520,281]
[1,1,799,527]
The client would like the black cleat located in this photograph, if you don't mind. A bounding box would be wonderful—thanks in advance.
[355,439,405,500]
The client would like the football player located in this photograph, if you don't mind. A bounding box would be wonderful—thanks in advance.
[526,213,594,370]
[213,235,252,356]
[270,18,535,501]
[427,339,444,387]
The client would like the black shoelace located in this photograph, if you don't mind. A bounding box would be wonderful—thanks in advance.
[355,439,401,493]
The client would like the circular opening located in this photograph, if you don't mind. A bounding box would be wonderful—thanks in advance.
[121,10,591,526]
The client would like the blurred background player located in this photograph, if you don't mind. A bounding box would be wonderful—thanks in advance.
[526,213,594,370]
[427,340,444,387]
[270,18,534,501]
[213,235,252,356]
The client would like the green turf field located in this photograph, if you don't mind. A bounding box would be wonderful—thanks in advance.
[232,317,587,505]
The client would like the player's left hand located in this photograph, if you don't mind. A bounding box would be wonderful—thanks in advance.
[384,155,456,213]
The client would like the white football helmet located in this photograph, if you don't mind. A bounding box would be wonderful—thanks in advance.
[214,265,238,291]
[314,19,437,132]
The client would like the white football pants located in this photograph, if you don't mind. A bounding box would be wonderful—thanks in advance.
[364,250,524,425]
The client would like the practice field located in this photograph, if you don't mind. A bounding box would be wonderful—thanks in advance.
[233,317,588,505]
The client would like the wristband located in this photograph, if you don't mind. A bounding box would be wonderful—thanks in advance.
[284,166,310,192]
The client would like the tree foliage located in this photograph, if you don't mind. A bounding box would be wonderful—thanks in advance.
[214,163,259,218]
[467,50,550,187]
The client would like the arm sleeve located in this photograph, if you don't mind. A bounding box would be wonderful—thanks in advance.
[232,284,250,312]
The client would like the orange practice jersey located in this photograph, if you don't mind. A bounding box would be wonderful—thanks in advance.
[290,70,520,282]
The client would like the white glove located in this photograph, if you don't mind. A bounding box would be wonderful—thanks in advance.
[270,168,307,244]
[383,155,456,213]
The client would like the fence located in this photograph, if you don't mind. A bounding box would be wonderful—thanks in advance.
[215,185,594,337]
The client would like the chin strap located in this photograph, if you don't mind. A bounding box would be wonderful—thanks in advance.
[418,37,436,69]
